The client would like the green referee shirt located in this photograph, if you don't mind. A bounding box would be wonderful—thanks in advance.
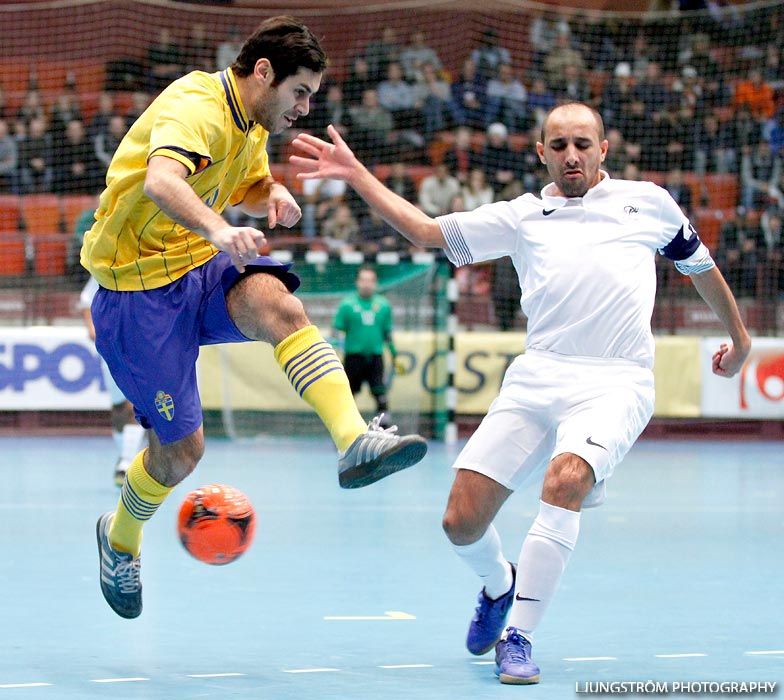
[333,292,393,356]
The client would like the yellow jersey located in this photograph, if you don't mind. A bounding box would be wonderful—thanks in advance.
[81,68,270,291]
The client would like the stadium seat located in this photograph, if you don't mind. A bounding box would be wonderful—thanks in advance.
[20,193,63,235]
[703,174,739,209]
[0,194,21,231]
[693,207,734,252]
[61,194,98,236]
[30,234,69,276]
[0,231,28,276]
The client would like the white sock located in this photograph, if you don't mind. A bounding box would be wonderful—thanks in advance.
[119,423,147,469]
[507,500,580,639]
[112,430,122,455]
[452,525,513,599]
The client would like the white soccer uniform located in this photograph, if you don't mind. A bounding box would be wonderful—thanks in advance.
[437,173,714,503]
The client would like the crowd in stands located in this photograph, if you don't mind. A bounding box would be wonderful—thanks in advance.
[1,3,784,328]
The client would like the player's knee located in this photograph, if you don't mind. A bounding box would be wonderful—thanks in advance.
[442,507,483,545]
[149,435,204,486]
[542,454,595,509]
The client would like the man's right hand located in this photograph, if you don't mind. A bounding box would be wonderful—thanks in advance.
[207,225,267,272]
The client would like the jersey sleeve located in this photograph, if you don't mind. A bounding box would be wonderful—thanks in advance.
[148,83,223,175]
[436,200,521,266]
[655,186,715,275]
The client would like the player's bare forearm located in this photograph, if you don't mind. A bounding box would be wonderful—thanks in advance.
[145,155,228,239]
[690,265,751,377]
[290,125,446,249]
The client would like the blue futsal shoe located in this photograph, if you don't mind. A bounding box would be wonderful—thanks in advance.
[495,626,541,685]
[338,414,427,489]
[466,563,516,655]
[96,512,142,619]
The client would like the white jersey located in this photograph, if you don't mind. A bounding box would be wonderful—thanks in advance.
[78,276,100,311]
[437,173,712,369]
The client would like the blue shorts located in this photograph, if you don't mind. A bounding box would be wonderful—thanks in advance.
[92,253,300,445]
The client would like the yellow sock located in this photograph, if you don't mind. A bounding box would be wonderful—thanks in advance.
[275,325,366,452]
[109,449,173,556]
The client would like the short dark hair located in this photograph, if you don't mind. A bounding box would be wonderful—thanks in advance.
[540,101,605,143]
[232,16,328,85]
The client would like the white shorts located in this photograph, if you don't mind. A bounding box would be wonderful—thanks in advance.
[453,350,655,506]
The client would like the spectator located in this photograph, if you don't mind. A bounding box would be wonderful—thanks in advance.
[485,63,529,133]
[551,63,591,104]
[733,68,777,122]
[442,125,480,184]
[358,207,399,254]
[477,122,525,195]
[543,31,585,92]
[411,62,452,137]
[363,26,402,83]
[418,162,460,216]
[300,82,347,136]
[527,10,558,79]
[321,202,360,252]
[471,28,511,83]
[16,115,53,193]
[301,176,347,239]
[740,140,781,210]
[124,91,152,128]
[664,168,694,217]
[400,30,443,83]
[377,62,422,133]
[346,88,395,163]
[602,127,632,176]
[694,112,737,174]
[342,57,376,106]
[215,25,243,70]
[87,92,121,143]
[461,167,494,210]
[95,114,129,169]
[0,118,18,192]
[525,77,557,129]
[146,28,185,93]
[383,161,417,203]
[634,61,675,124]
[15,89,46,128]
[49,91,83,145]
[52,118,102,193]
[182,22,214,73]
[717,207,764,297]
[448,58,488,131]
[600,62,636,125]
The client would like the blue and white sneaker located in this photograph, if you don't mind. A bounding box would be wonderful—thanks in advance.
[338,415,427,489]
[495,626,541,685]
[96,512,142,619]
[466,563,516,655]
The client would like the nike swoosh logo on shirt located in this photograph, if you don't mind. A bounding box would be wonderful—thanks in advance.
[515,593,541,602]
[586,436,608,451]
[542,209,556,216]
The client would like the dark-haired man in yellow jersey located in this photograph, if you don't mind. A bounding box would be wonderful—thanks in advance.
[82,16,427,620]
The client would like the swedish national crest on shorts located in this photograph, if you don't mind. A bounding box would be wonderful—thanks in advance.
[154,390,174,421]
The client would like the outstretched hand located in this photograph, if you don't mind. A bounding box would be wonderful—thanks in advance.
[289,124,361,184]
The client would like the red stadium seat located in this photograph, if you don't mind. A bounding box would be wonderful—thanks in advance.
[61,194,98,236]
[21,194,63,235]
[0,194,21,231]
[0,231,28,275]
[30,234,69,276]
[703,174,739,209]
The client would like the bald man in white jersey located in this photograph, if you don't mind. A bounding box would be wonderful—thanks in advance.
[290,102,751,685]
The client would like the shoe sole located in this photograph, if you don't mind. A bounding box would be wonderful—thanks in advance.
[339,437,427,489]
[96,514,142,619]
[499,672,540,685]
[468,638,502,656]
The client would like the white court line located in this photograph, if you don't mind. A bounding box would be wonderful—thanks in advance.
[563,657,618,661]
[0,683,52,689]
[91,677,149,683]
[745,650,784,655]
[655,653,707,658]
[187,673,245,678]
[379,664,433,669]
[283,668,340,674]
[471,661,495,665]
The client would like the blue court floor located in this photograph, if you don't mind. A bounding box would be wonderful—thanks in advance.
[0,435,782,699]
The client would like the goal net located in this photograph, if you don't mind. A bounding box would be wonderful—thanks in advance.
[1,0,782,437]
